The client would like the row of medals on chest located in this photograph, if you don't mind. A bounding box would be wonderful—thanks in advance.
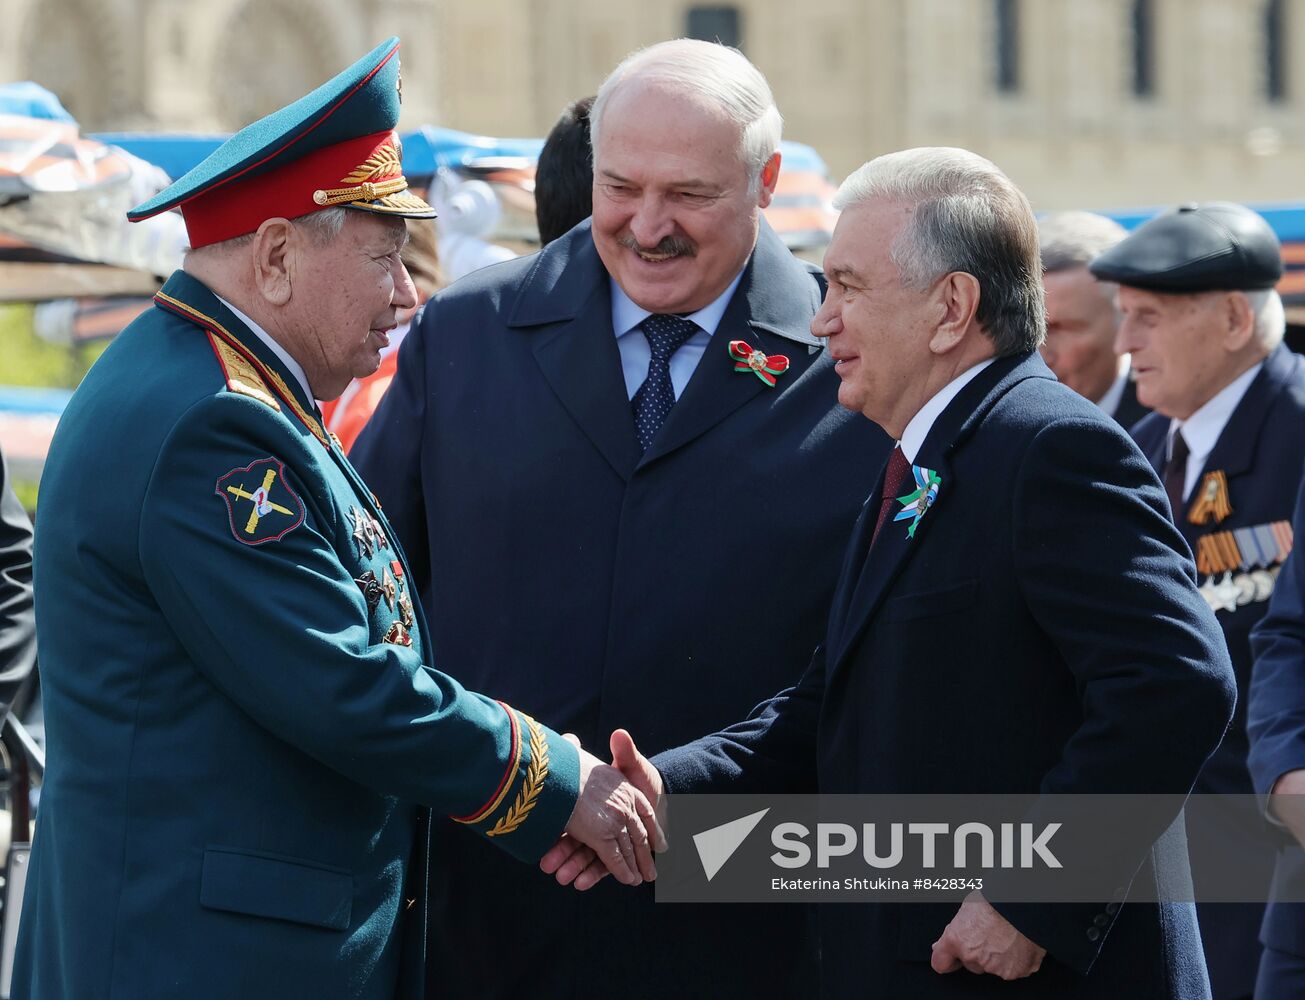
[350,506,415,645]
[1187,471,1291,614]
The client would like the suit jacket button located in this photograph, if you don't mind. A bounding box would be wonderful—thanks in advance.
[1086,927,1101,942]
[1105,902,1120,915]
[1094,914,1109,927]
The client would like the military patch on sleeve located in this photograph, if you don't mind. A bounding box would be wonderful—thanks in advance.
[215,458,306,545]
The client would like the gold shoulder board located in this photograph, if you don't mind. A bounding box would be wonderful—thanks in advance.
[206,331,281,411]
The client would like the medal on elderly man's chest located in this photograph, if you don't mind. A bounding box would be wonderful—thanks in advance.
[1195,517,1293,613]
[1186,471,1232,526]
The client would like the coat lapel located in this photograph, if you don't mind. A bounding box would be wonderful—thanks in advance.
[1188,344,1299,505]
[828,448,954,671]
[1143,344,1300,531]
[510,224,642,480]
[640,219,825,466]
[826,352,1049,675]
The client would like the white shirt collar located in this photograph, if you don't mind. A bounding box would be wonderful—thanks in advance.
[216,295,314,404]
[1167,361,1263,498]
[610,270,746,339]
[899,358,997,464]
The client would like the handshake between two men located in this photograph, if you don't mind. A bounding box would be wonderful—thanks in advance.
[554,730,666,889]
[549,730,1050,984]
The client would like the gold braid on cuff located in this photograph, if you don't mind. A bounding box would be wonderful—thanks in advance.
[486,715,549,838]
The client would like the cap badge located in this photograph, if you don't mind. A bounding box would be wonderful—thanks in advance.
[313,141,408,207]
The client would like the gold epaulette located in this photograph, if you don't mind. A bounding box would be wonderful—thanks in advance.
[206,331,280,411]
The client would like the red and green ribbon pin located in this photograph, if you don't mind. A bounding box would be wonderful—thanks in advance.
[729,340,790,387]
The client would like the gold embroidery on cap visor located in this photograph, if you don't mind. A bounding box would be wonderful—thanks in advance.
[312,137,433,216]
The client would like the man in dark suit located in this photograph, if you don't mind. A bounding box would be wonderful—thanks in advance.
[565,147,1236,997]
[1247,479,1305,999]
[1037,211,1149,429]
[1091,202,1305,1000]
[351,38,888,998]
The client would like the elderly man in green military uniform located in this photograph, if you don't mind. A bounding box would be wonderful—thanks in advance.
[11,38,659,1000]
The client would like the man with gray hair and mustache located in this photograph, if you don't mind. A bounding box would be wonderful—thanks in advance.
[351,38,888,997]
[1038,210,1150,428]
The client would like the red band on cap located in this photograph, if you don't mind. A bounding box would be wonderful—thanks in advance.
[181,130,400,247]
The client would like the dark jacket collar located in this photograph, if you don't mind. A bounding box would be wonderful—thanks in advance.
[914,350,1055,473]
[1197,342,1301,481]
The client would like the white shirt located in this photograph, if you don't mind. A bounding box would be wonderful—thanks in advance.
[217,296,314,404]
[899,358,997,463]
[1167,361,1263,500]
[610,271,746,400]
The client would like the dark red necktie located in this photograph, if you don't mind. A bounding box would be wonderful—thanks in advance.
[871,446,911,546]
[1164,431,1189,521]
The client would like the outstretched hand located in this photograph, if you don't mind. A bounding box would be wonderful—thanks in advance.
[542,730,666,890]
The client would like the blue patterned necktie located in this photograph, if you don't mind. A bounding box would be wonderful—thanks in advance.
[632,314,699,451]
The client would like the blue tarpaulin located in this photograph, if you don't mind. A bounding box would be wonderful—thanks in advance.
[0,82,75,123]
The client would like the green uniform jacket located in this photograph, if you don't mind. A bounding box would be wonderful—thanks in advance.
[13,271,580,1000]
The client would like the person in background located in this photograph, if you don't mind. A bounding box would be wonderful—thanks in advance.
[1038,210,1148,428]
[352,37,888,999]
[1247,471,1305,999]
[535,96,595,246]
[0,445,34,717]
[1093,201,1305,1000]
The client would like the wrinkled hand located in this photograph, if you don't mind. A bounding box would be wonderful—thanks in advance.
[541,730,665,890]
[541,733,664,889]
[931,891,1045,980]
[1270,770,1305,848]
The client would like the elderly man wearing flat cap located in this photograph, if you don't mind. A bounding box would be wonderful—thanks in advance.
[1093,202,1305,1000]
[11,38,662,1000]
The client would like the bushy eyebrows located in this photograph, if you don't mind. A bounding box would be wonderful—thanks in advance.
[827,265,864,286]
[371,221,409,253]
[598,167,718,191]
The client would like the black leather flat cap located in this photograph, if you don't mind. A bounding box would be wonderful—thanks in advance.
[1088,202,1282,292]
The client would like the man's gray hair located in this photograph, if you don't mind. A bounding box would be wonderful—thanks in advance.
[834,147,1045,356]
[1037,210,1128,313]
[590,38,782,193]
[1246,287,1286,350]
[1037,211,1128,274]
[294,206,350,243]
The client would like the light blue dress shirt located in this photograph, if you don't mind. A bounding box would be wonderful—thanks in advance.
[610,271,746,400]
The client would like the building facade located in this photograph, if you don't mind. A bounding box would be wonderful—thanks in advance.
[3,0,1305,212]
